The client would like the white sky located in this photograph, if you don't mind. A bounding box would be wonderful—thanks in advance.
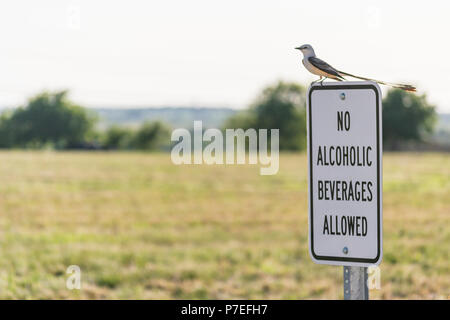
[0,0,449,111]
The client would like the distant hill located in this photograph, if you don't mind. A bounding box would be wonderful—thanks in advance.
[433,113,450,146]
[91,107,237,130]
[437,113,450,130]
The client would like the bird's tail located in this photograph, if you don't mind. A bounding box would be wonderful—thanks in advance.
[337,70,416,92]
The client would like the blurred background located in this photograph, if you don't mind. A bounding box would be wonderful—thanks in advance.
[0,0,448,299]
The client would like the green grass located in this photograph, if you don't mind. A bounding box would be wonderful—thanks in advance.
[0,151,448,299]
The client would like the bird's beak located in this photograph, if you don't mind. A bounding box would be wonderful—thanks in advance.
[295,47,302,50]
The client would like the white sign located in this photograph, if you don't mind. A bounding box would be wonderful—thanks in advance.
[307,81,382,266]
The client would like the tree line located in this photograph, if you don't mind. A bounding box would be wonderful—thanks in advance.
[0,91,171,150]
[0,83,437,151]
[225,81,437,151]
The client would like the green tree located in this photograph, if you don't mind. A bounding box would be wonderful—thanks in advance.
[0,111,15,148]
[0,91,96,148]
[102,125,134,150]
[130,121,171,150]
[225,81,307,150]
[383,89,437,149]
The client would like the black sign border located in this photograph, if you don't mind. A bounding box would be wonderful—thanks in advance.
[308,83,381,264]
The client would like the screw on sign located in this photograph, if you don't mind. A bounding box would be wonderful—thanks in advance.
[306,81,383,300]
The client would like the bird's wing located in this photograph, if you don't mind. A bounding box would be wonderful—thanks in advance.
[308,57,344,79]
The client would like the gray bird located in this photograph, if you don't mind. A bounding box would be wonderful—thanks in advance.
[295,44,416,92]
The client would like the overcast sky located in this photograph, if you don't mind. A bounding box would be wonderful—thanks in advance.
[0,0,449,112]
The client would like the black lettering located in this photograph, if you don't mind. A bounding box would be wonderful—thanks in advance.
[336,146,342,165]
[348,216,355,235]
[357,146,363,166]
[344,112,350,130]
[342,146,348,165]
[362,217,368,236]
[329,146,335,165]
[317,147,323,166]
[361,181,366,201]
[367,146,372,167]
[355,181,361,201]
[324,180,330,200]
[316,180,375,202]
[350,147,356,166]
[329,181,335,200]
[356,217,361,236]
[323,215,329,235]
[367,182,373,201]
[330,215,335,235]
[335,215,340,235]
[348,181,354,201]
[318,180,323,200]
[341,216,347,235]
[336,181,341,201]
[321,216,368,237]
[323,146,329,165]
[337,112,344,131]
[342,181,348,201]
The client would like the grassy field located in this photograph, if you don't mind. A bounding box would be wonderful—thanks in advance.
[0,151,448,299]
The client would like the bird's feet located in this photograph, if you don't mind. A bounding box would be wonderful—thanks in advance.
[312,77,322,85]
[312,77,327,86]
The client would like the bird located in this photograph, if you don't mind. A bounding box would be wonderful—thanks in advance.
[295,44,416,92]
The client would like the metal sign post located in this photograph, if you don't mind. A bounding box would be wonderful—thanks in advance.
[343,266,368,300]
